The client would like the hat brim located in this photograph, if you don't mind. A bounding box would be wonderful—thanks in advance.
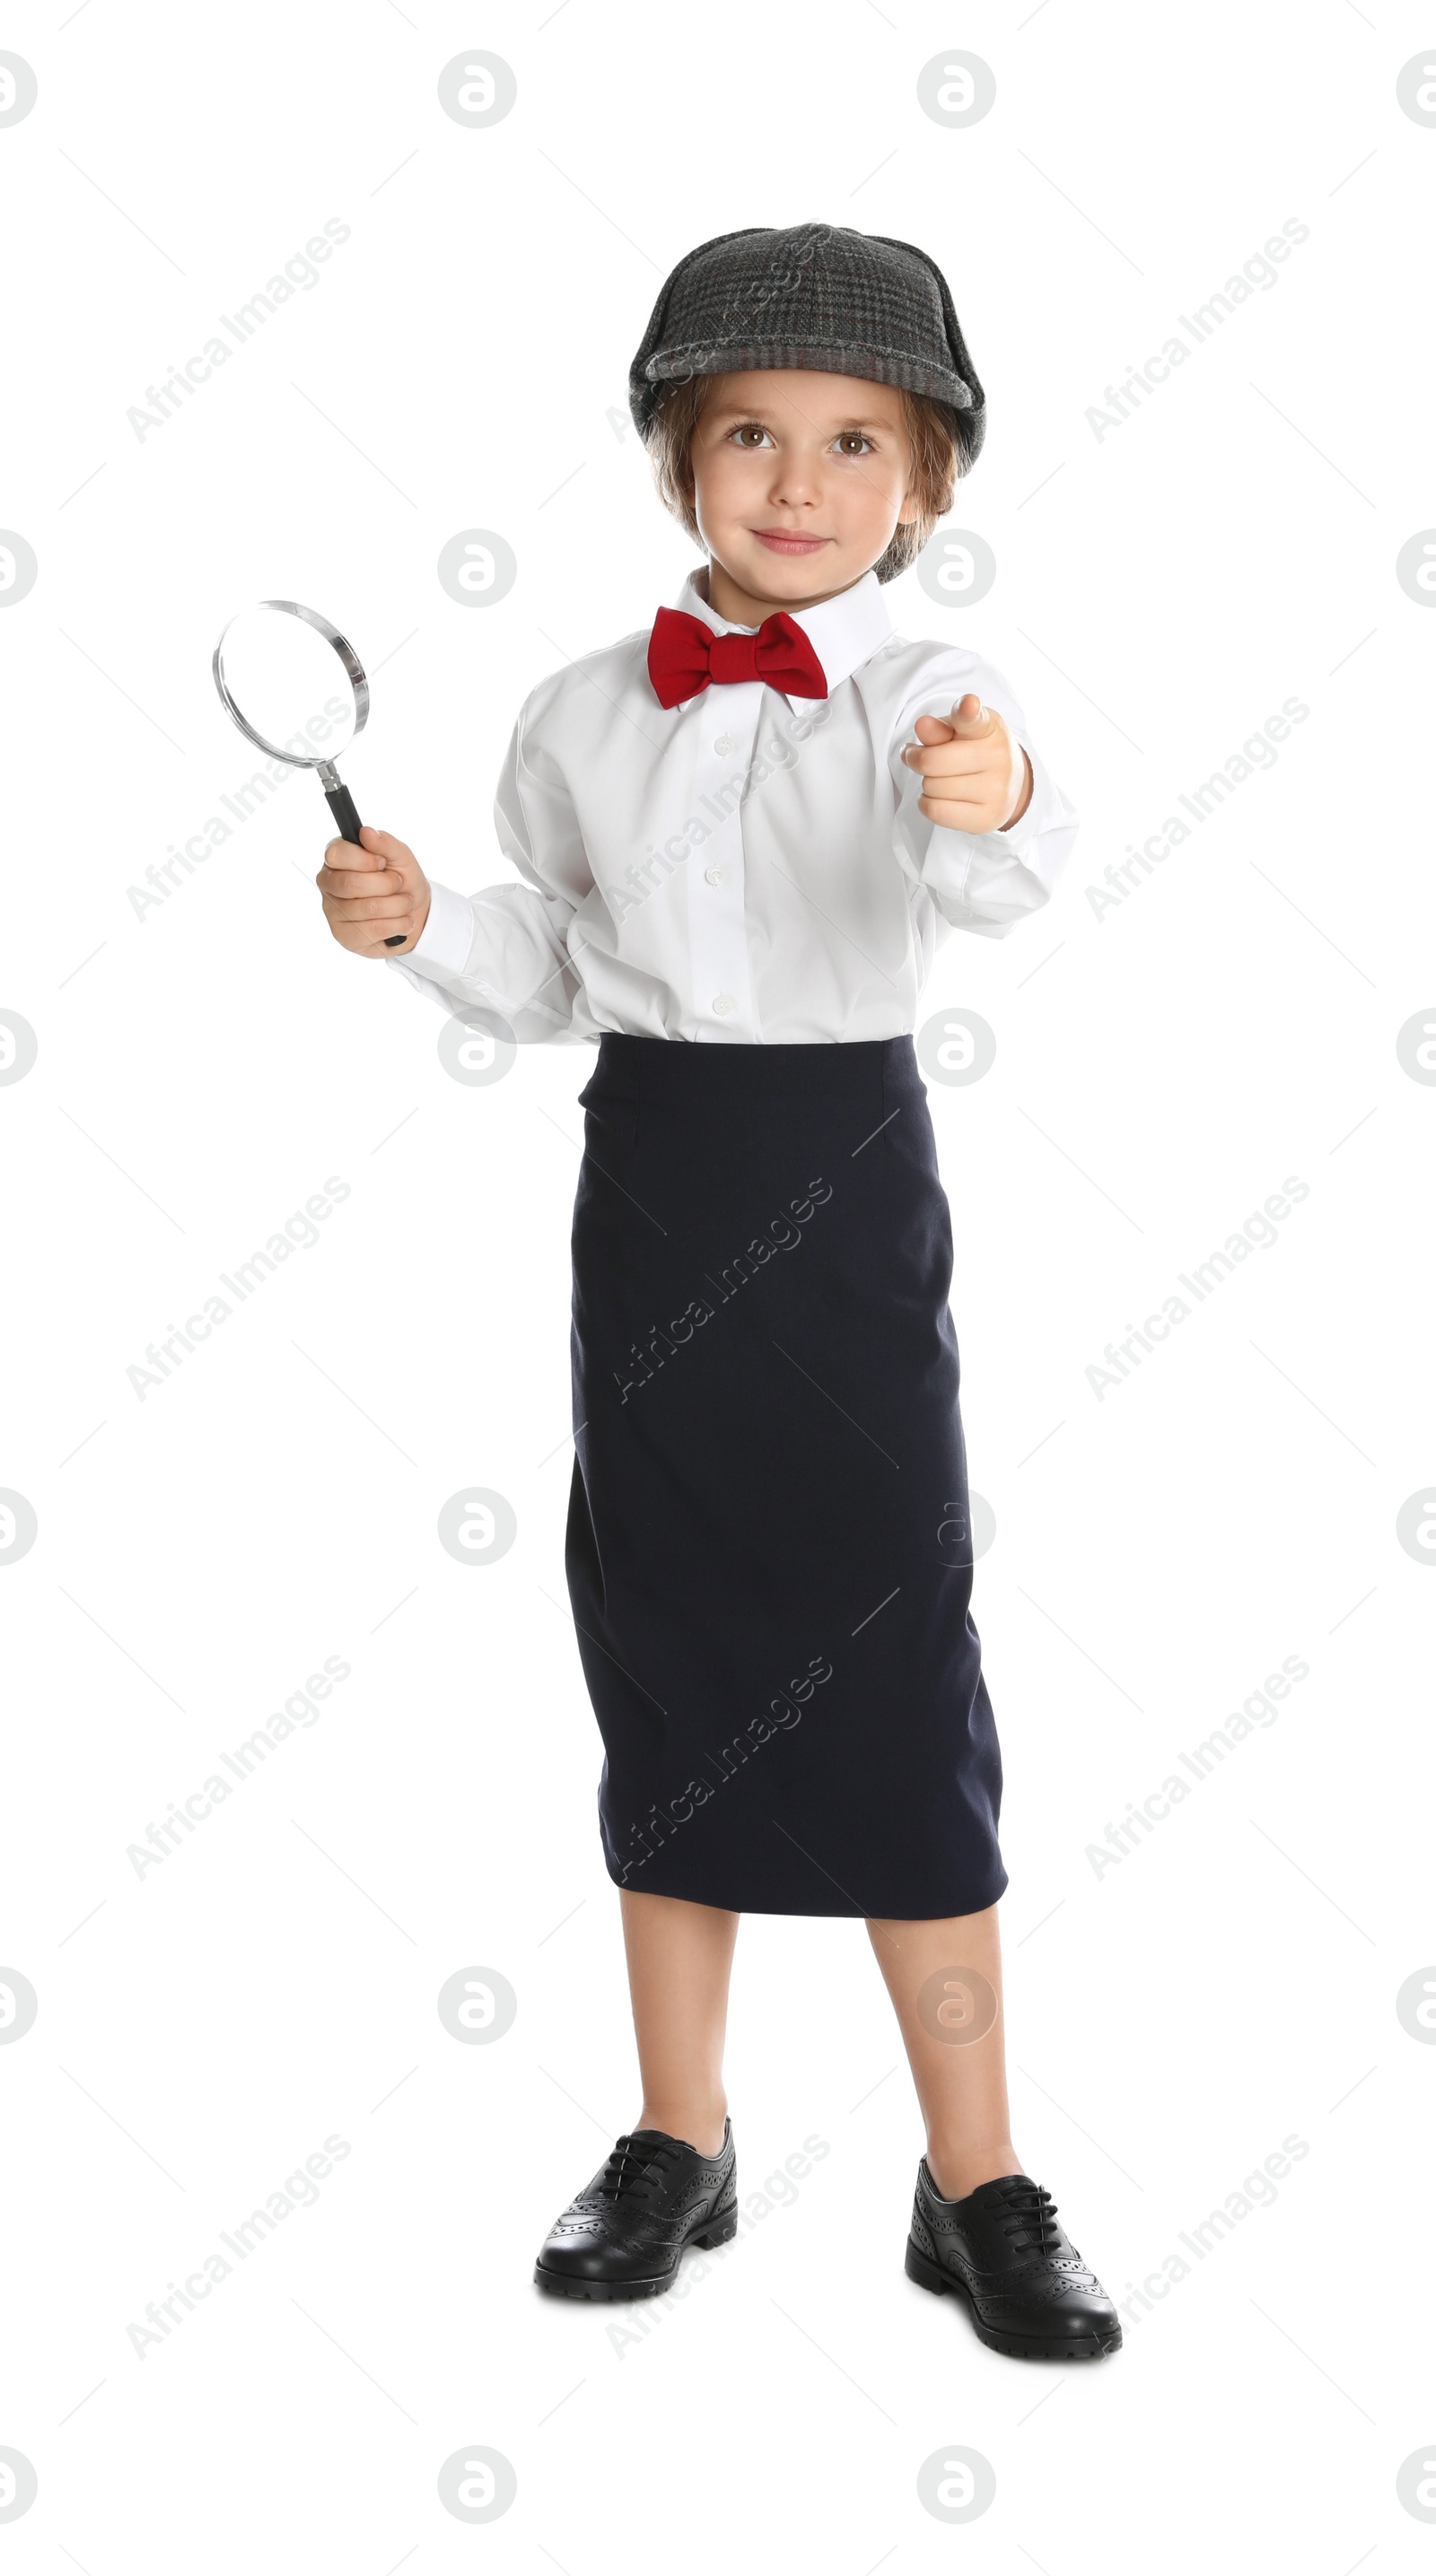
[636,343,983,465]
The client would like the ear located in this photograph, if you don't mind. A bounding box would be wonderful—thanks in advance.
[895,487,923,528]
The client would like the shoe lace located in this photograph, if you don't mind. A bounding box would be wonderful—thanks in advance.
[596,2134,686,2205]
[994,2178,1061,2256]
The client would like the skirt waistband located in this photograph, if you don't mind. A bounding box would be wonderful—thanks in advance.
[589,1033,920,1096]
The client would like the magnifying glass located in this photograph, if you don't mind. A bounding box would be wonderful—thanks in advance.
[211,599,407,947]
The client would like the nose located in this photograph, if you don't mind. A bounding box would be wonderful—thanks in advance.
[766,449,821,509]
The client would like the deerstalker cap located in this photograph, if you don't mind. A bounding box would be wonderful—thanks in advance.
[628,222,985,466]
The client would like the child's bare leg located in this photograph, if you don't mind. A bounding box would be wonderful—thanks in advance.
[619,1889,738,2154]
[865,1902,1021,2200]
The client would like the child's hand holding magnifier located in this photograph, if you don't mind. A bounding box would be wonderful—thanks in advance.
[317,827,432,958]
[901,692,1033,835]
[210,598,433,954]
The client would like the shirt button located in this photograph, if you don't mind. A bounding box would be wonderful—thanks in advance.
[714,733,733,756]
[705,865,726,886]
[712,993,735,1017]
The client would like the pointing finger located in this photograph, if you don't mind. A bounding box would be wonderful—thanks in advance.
[902,712,958,767]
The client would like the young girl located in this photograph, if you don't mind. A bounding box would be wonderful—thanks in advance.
[318,224,1121,2362]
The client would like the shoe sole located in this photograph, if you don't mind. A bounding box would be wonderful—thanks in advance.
[534,2202,738,2302]
[905,2237,1123,2359]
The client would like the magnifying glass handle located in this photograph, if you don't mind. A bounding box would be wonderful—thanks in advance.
[324,780,407,948]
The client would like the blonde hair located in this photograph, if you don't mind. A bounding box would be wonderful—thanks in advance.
[644,371,968,584]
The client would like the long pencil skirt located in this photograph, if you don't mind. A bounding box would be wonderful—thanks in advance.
[564,1033,1008,1920]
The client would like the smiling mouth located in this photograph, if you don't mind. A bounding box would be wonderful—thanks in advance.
[753,530,830,553]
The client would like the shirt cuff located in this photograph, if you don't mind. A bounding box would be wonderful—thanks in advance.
[915,735,1078,935]
[391,878,475,978]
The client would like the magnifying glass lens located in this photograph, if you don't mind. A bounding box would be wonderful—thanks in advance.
[219,606,359,759]
[211,597,405,945]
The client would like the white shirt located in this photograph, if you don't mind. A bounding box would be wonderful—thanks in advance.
[390,562,1078,1044]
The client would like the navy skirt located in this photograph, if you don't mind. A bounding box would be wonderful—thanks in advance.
[565,1035,1007,1920]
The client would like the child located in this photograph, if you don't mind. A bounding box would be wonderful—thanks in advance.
[318,223,1121,2362]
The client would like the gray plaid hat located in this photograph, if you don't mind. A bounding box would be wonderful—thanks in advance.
[628,222,985,466]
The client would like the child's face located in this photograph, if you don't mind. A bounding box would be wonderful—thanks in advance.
[689,369,918,606]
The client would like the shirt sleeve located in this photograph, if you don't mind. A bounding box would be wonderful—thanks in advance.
[385,684,591,1041]
[888,651,1079,939]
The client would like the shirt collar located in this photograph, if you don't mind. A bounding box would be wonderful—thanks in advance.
[670,560,893,706]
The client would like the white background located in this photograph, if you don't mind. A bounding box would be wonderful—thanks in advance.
[2,1,1433,2566]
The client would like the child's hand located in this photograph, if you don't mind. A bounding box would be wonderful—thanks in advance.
[316,825,432,956]
[900,694,1032,834]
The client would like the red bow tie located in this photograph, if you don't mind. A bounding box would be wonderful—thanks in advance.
[647,605,827,711]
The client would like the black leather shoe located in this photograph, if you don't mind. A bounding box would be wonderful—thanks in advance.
[906,2165,1122,2359]
[534,2121,738,2301]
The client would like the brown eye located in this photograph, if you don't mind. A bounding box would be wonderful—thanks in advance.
[836,432,873,457]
